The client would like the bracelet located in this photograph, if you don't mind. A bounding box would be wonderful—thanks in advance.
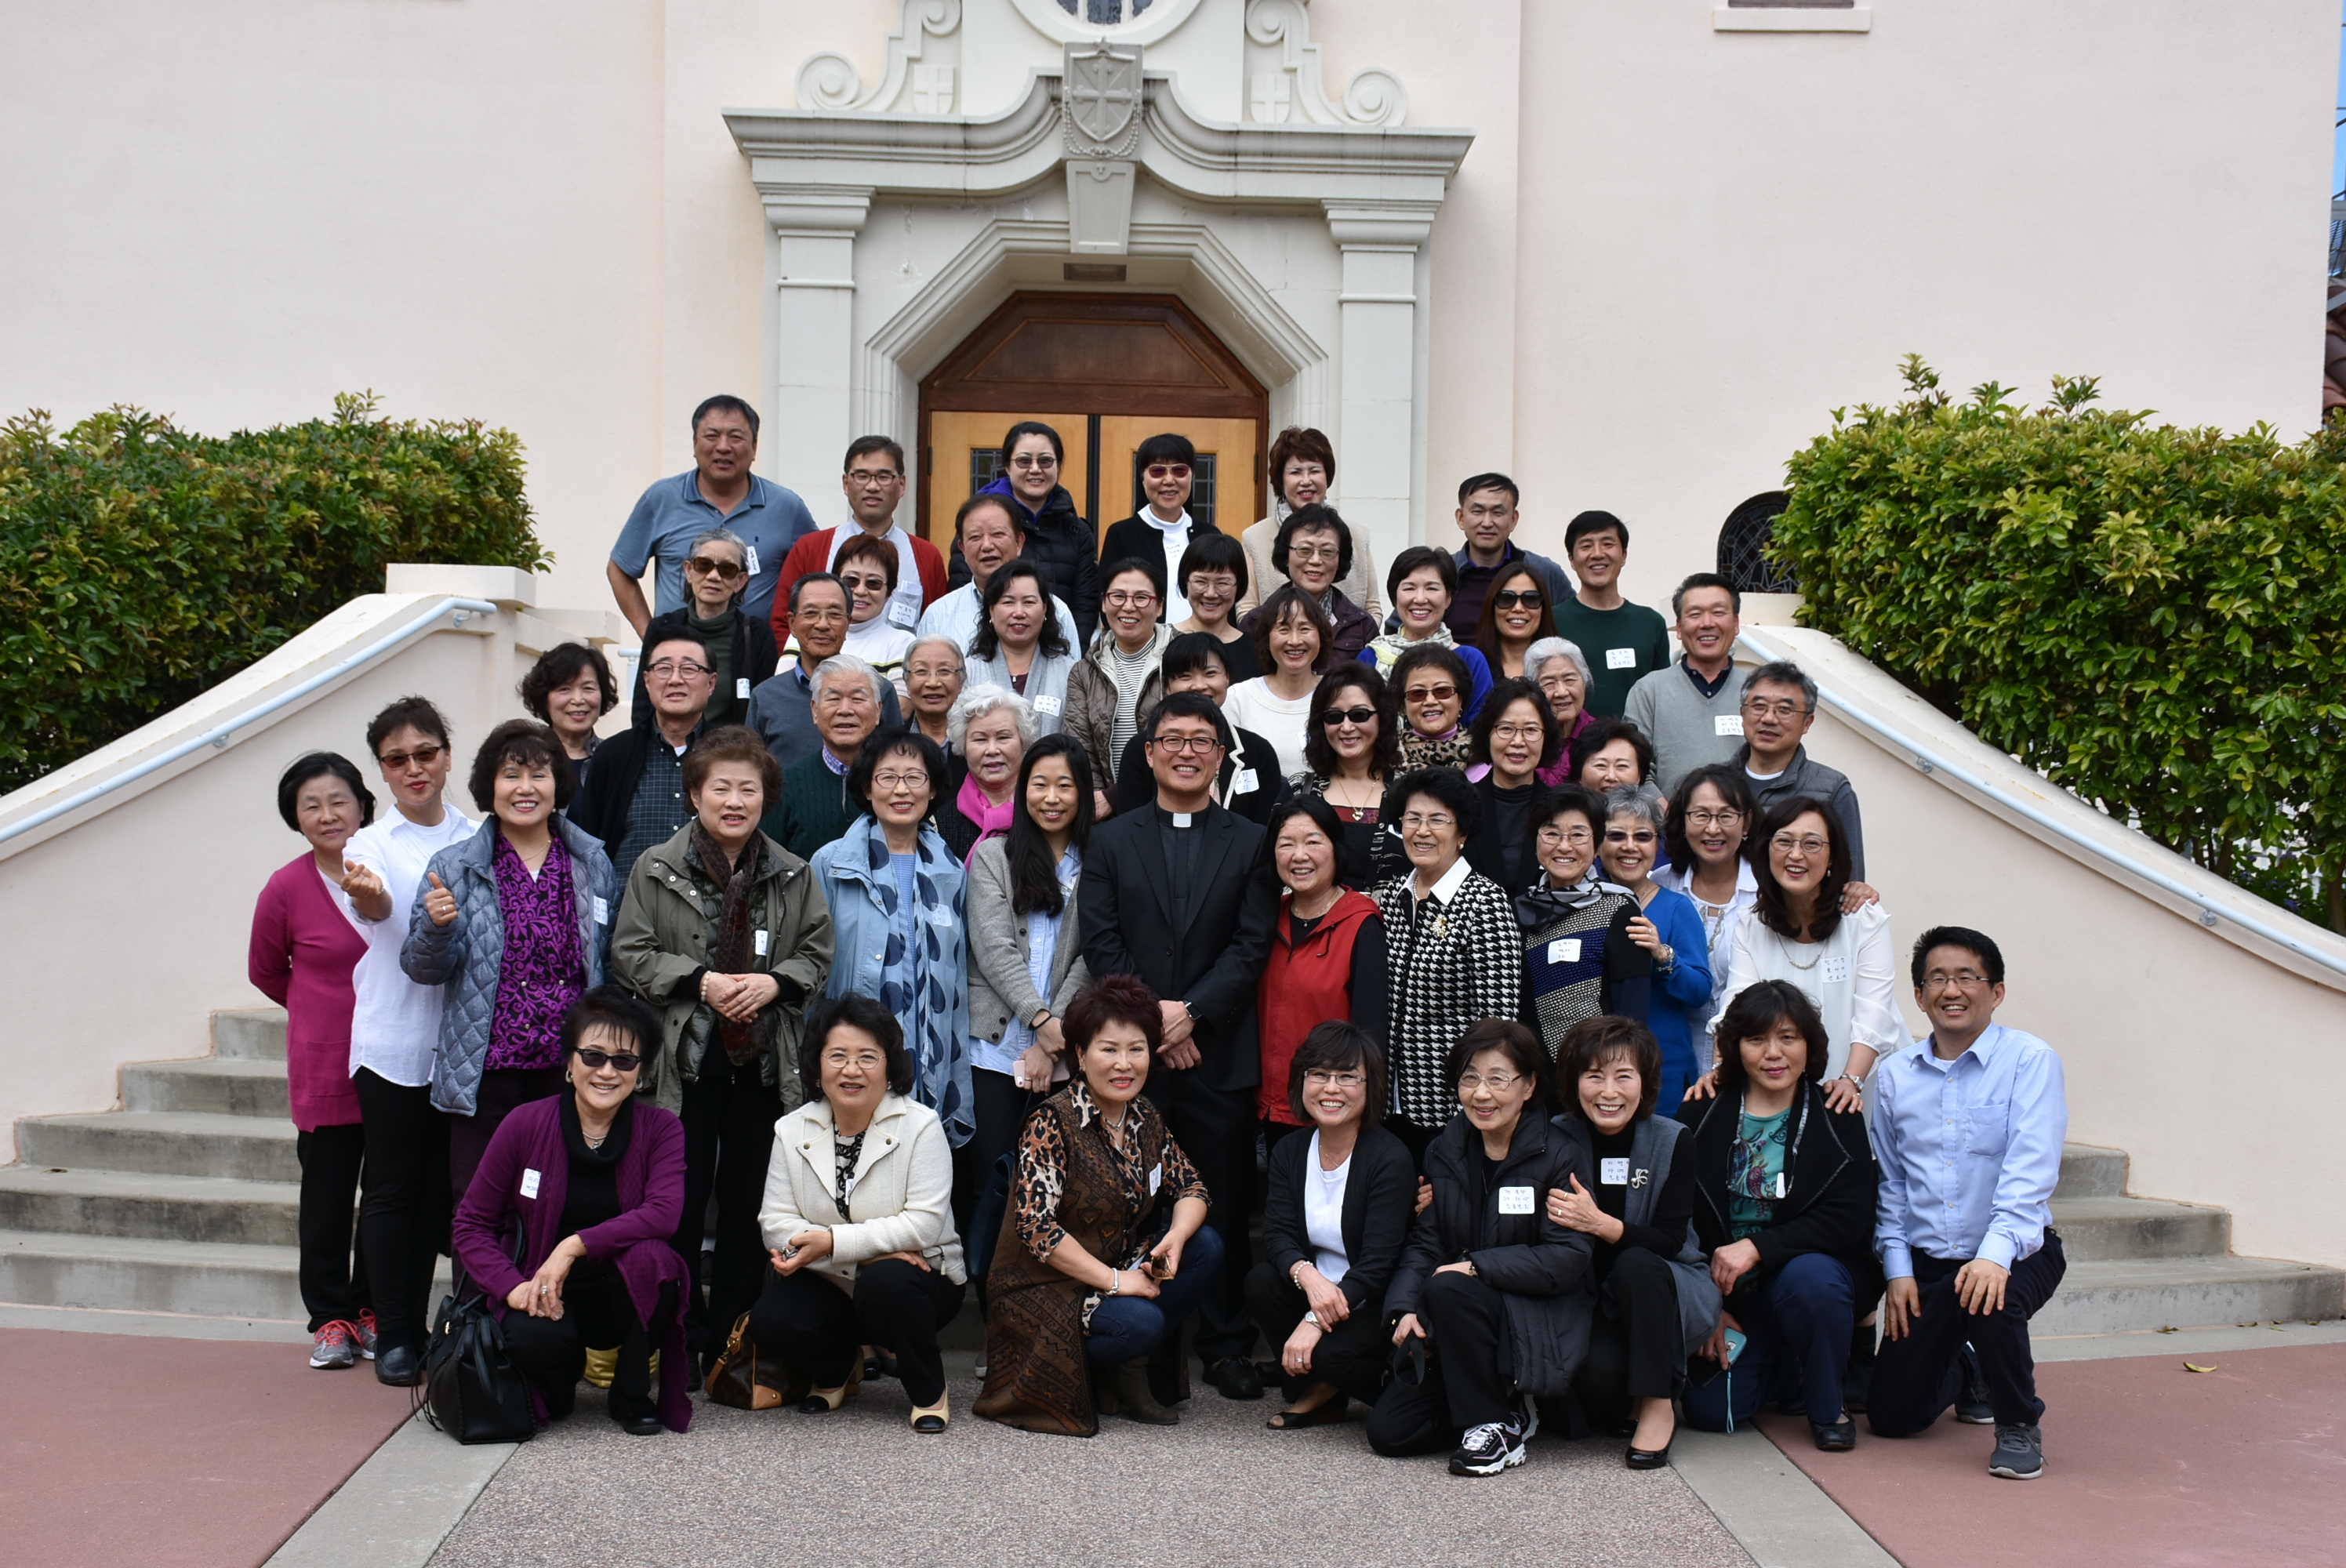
[1105,1270,1121,1297]
[1291,1261,1309,1289]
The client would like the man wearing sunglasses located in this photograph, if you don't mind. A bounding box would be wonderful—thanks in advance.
[1548,509,1672,718]
[608,394,816,634]
[768,435,946,643]
[1100,432,1203,624]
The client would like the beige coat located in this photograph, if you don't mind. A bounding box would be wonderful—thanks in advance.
[1235,511,1382,621]
[758,1092,967,1290]
[1061,620,1168,789]
[964,836,1091,1057]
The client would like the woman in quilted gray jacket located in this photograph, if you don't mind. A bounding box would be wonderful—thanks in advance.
[402,720,616,1202]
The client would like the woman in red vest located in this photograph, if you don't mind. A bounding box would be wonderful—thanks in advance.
[1258,797,1390,1155]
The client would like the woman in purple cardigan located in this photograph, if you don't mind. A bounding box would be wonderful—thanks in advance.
[452,987,692,1435]
[249,752,377,1373]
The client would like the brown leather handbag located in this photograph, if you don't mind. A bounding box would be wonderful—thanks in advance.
[705,1310,804,1410]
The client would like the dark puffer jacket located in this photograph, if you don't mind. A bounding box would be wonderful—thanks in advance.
[1677,1079,1883,1317]
[950,478,1101,648]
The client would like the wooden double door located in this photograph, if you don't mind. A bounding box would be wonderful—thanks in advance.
[919,294,1269,550]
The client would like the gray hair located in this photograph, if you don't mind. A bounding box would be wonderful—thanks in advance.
[1741,659,1818,713]
[811,653,885,707]
[688,525,749,561]
[1603,786,1666,835]
[905,634,965,675]
[946,683,1037,752]
[1524,636,1592,689]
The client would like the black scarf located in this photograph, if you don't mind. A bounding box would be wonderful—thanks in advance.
[692,823,766,1065]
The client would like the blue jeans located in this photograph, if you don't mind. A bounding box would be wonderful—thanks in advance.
[1084,1224,1226,1366]
[1682,1252,1855,1431]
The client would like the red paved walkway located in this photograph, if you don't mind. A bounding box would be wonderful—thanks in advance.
[0,1328,412,1568]
[1760,1343,2346,1568]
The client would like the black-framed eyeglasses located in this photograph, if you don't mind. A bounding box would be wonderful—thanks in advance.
[574,1048,641,1073]
[1148,733,1224,755]
[1320,706,1377,727]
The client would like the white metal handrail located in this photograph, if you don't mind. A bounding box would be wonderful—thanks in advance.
[1736,628,2346,982]
[0,597,499,849]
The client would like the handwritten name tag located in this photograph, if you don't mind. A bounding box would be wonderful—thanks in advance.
[1606,647,1637,670]
[1821,956,1850,984]
[1233,768,1258,796]
[1497,1185,1535,1214]
[1148,1163,1163,1196]
[592,897,609,926]
[520,1168,542,1200]
[1714,714,1744,736]
[1600,1157,1630,1186]
[736,677,751,699]
[743,545,761,575]
[1548,937,1582,965]
[888,597,918,630]
[1033,695,1062,716]
[754,929,770,956]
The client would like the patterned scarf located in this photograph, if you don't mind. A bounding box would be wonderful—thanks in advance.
[1513,866,1638,931]
[859,818,972,1145]
[692,822,765,1065]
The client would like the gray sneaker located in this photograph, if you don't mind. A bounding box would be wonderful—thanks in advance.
[1988,1422,2043,1479]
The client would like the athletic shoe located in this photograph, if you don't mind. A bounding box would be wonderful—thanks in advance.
[1451,1406,1532,1477]
[1955,1345,1994,1424]
[354,1310,379,1361]
[1988,1422,2044,1480]
[309,1320,358,1370]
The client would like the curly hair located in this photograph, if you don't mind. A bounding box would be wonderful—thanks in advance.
[1712,981,1829,1096]
[1061,975,1164,1071]
[518,643,619,725]
[797,993,916,1104]
[467,719,575,815]
[680,724,783,801]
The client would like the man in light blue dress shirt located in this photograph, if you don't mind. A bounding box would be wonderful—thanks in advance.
[1867,925,2068,1479]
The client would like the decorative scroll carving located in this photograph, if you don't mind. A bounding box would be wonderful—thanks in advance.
[1243,0,1407,127]
[796,0,962,114]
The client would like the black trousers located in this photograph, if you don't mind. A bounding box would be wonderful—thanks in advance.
[295,1122,370,1333]
[501,1261,663,1421]
[1575,1249,1684,1426]
[1242,1261,1390,1407]
[448,1065,563,1203]
[1870,1232,2067,1436]
[959,1066,1037,1240]
[674,1047,783,1355]
[1143,1068,1257,1363]
[354,1069,449,1353]
[1367,1270,1515,1454]
[748,1260,966,1407]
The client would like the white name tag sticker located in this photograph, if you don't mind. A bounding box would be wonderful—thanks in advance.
[736,677,751,699]
[1600,1157,1630,1186]
[1497,1185,1536,1214]
[754,929,770,956]
[1547,937,1582,965]
[520,1168,542,1200]
[1606,647,1638,670]
[743,545,761,575]
[592,896,609,926]
[1148,1163,1163,1196]
[1714,714,1744,736]
[888,598,918,630]
[1033,695,1062,716]
[1233,768,1258,796]
[1821,956,1850,984]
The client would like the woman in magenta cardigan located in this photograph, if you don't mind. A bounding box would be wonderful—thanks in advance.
[249,752,378,1373]
[452,987,693,1435]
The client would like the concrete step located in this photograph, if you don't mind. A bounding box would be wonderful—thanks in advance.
[2054,1142,2126,1199]
[2049,1196,2229,1262]
[0,1228,308,1319]
[122,1058,289,1119]
[2031,1254,2346,1335]
[19,1112,300,1184]
[0,1166,301,1247]
[213,1008,288,1062]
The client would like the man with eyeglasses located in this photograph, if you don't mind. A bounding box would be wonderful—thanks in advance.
[768,435,946,643]
[1547,510,1672,717]
[913,492,1083,656]
[1080,692,1281,1402]
[957,420,1102,648]
[1443,474,1571,646]
[1734,659,1867,881]
[1101,432,1204,623]
[607,394,816,635]
[1868,926,2068,1482]
[1625,572,1745,793]
[570,630,719,884]
[744,573,905,771]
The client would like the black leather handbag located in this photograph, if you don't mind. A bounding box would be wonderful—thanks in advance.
[418,1257,536,1446]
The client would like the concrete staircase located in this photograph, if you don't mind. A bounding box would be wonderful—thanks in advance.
[2,1011,2340,1335]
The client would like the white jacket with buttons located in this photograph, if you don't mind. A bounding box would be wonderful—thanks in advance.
[758,1091,968,1290]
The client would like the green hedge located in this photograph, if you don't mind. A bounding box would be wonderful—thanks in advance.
[0,394,547,794]
[1774,357,2346,933]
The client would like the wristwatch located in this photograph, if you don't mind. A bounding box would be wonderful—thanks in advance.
[1302,1311,1321,1330]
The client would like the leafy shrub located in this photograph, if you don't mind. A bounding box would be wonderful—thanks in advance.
[0,394,547,793]
[1774,357,2346,933]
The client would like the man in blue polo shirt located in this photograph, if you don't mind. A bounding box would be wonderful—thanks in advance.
[606,394,817,633]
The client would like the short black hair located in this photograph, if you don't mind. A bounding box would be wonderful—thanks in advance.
[1000,419,1064,465]
[1671,571,1740,619]
[844,434,905,474]
[955,490,1022,538]
[798,993,916,1103]
[1386,544,1458,604]
[1564,510,1628,550]
[1145,690,1230,750]
[1389,643,1470,714]
[1100,554,1166,604]
[692,394,760,441]
[1135,431,1196,470]
[1286,1021,1387,1128]
[1177,529,1249,602]
[366,695,451,757]
[1457,473,1520,507]
[789,572,847,617]
[1712,981,1831,1096]
[1537,782,1607,840]
[1444,1018,1545,1100]
[1386,765,1480,839]
[561,985,662,1067]
[1248,583,1334,677]
[643,625,713,667]
[467,719,576,815]
[1663,762,1756,873]
[1469,677,1561,773]
[1302,663,1400,779]
[1161,630,1235,684]
[1911,925,2006,989]
[1063,975,1164,1069]
[1558,1014,1662,1122]
[1273,503,1353,583]
[846,726,949,817]
[1266,793,1346,870]
[1571,715,1654,786]
[277,752,376,833]
[518,643,619,724]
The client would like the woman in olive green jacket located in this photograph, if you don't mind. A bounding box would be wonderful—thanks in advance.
[608,725,834,1353]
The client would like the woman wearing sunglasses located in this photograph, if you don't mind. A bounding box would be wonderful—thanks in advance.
[629,527,779,731]
[1286,664,1404,889]
[1473,561,1559,683]
[452,986,694,1436]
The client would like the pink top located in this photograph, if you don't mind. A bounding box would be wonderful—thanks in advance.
[248,855,367,1131]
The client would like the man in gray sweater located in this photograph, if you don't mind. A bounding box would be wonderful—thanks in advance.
[1737,659,1866,882]
[1624,572,1745,793]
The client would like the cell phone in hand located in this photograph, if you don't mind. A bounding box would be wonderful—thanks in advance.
[1722,1327,1748,1366]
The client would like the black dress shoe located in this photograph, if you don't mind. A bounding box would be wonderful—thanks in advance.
[613,1409,663,1436]
[1625,1438,1673,1470]
[1811,1417,1858,1451]
[373,1344,423,1387]
[1206,1356,1264,1400]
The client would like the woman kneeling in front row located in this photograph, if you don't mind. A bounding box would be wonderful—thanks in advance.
[978,975,1222,1436]
[1244,1022,1417,1428]
[452,987,692,1435]
[751,994,968,1432]
[1369,1020,1594,1477]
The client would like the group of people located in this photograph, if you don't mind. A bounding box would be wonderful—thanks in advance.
[242,399,2071,1483]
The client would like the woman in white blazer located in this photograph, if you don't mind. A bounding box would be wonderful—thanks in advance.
[752,994,968,1432]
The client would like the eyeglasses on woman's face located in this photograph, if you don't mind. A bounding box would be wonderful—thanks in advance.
[1456,1070,1521,1093]
[1537,823,1593,848]
[1144,463,1192,481]
[1302,1069,1367,1090]
[1103,589,1158,609]
[1683,808,1743,829]
[1008,452,1057,470]
[1770,833,1831,858]
[1603,828,1658,847]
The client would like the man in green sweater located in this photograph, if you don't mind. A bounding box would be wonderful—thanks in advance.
[1549,510,1672,717]
[760,653,884,861]
[1623,572,1745,794]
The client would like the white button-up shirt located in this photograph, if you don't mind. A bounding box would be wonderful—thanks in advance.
[336,806,477,1088]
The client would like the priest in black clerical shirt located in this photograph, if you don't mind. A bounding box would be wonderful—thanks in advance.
[1080,691,1280,1402]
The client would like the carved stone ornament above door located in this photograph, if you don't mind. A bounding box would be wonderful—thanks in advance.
[1062,44,1143,156]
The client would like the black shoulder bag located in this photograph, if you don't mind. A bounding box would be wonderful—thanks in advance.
[417,1234,537,1446]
